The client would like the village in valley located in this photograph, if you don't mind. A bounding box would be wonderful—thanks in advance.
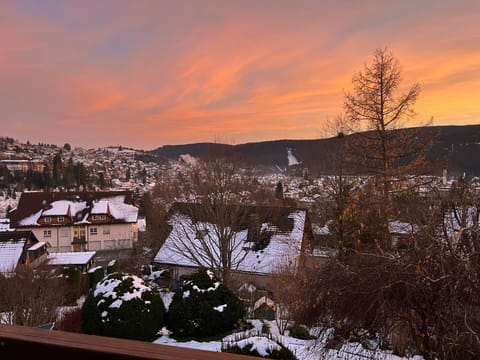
[1,123,479,360]
[1,1,480,354]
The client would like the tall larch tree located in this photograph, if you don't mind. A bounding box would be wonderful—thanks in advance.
[344,47,428,214]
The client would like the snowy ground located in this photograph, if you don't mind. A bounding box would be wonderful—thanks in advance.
[153,318,423,360]
[287,148,300,166]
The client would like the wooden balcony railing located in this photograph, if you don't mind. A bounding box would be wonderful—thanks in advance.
[0,324,255,360]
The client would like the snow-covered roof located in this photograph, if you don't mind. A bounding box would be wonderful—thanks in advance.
[313,223,331,236]
[0,240,25,274]
[99,196,138,222]
[253,296,275,311]
[388,220,418,235]
[12,191,138,227]
[18,210,42,226]
[48,251,96,266]
[28,241,48,251]
[91,200,109,214]
[154,207,307,275]
[42,200,71,216]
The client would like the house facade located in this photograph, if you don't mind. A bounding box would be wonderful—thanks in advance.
[8,191,139,253]
[0,159,45,173]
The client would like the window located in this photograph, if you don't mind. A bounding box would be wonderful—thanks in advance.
[93,214,107,221]
[90,227,97,236]
[44,230,51,238]
[57,216,64,222]
[103,226,110,235]
[44,217,51,223]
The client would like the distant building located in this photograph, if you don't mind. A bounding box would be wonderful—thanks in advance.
[0,159,45,173]
[8,191,139,253]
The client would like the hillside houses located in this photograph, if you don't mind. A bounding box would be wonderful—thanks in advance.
[8,191,139,253]
[0,159,45,173]
[0,138,162,197]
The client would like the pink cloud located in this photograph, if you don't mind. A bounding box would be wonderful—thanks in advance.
[0,1,479,148]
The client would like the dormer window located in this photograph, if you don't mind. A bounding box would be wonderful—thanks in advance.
[196,229,209,240]
[44,217,51,223]
[93,215,107,221]
[57,216,64,222]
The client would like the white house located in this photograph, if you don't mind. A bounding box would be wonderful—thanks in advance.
[8,191,139,253]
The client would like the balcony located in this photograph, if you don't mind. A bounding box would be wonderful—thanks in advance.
[72,236,86,244]
[0,324,255,359]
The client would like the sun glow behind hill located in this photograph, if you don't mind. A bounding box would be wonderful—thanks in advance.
[1,2,479,149]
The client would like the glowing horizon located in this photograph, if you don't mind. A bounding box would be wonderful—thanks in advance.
[1,0,479,150]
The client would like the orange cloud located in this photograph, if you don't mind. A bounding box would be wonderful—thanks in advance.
[0,1,479,148]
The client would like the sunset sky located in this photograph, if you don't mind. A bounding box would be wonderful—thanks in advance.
[1,0,479,150]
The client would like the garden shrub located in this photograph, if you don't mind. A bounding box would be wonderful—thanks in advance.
[81,272,166,341]
[87,266,105,289]
[223,336,297,360]
[261,321,271,335]
[287,324,314,340]
[167,268,245,339]
[62,266,82,303]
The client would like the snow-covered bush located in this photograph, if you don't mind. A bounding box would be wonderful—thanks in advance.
[167,268,245,339]
[222,335,297,360]
[81,272,166,341]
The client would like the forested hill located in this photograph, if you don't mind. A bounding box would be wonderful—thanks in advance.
[150,125,480,177]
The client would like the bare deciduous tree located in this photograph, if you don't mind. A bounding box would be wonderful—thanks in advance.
[271,259,320,335]
[163,157,260,287]
[310,181,480,360]
[0,267,68,327]
[166,202,250,287]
